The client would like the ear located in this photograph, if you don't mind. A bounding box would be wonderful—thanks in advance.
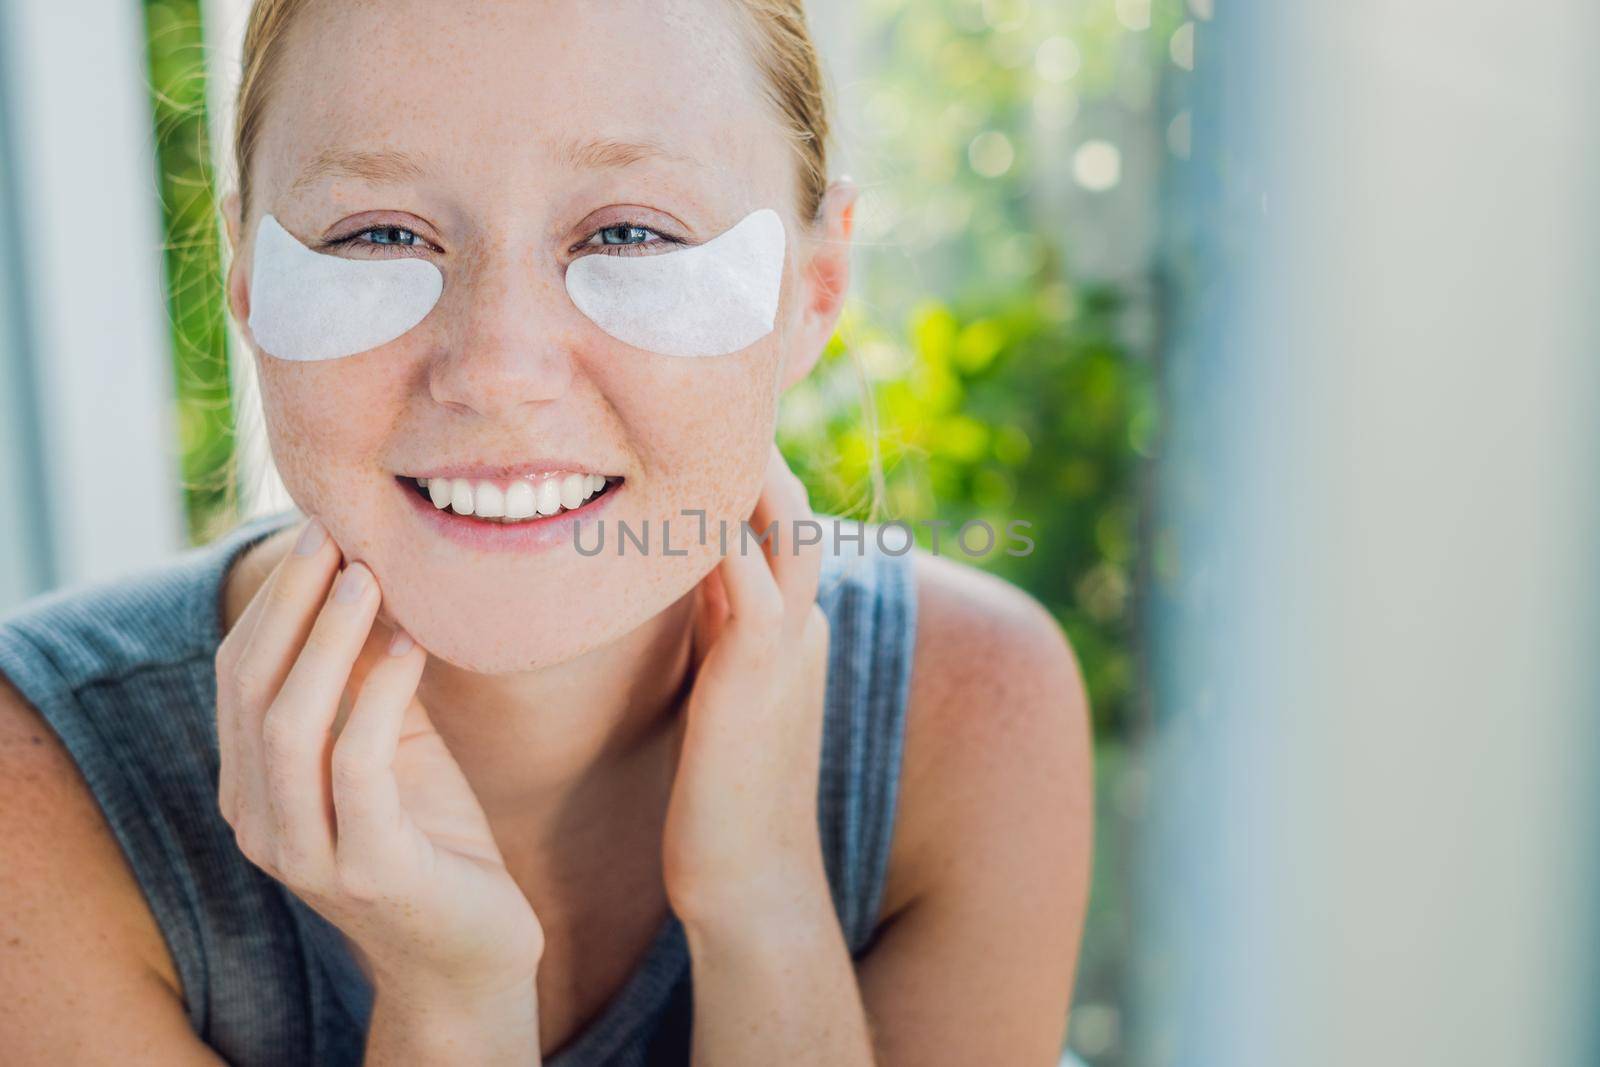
[779,177,858,393]
[221,190,253,331]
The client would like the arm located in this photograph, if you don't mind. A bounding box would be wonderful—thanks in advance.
[0,675,227,1066]
[682,866,877,1066]
[362,976,540,1065]
[855,552,1094,1065]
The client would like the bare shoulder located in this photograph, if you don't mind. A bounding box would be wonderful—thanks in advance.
[879,547,1094,920]
[0,672,220,1064]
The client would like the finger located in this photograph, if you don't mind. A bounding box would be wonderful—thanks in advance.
[230,520,343,842]
[748,446,825,636]
[218,536,285,822]
[220,518,333,822]
[691,567,730,670]
[716,557,787,688]
[234,518,343,710]
[228,518,321,652]
[718,446,803,630]
[330,628,426,888]
[259,562,381,878]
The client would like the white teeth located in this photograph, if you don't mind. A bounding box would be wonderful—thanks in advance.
[418,473,611,523]
[504,480,537,519]
[560,473,586,511]
[474,482,506,518]
[428,478,452,509]
[535,479,563,516]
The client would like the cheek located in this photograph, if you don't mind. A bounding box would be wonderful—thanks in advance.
[607,344,781,518]
[256,357,404,510]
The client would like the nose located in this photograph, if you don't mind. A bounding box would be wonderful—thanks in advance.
[427,245,577,417]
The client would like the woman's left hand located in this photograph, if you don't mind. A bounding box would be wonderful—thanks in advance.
[661,443,833,935]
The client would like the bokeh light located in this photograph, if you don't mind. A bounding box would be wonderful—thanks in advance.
[968,130,1017,178]
[1035,35,1082,83]
[1073,139,1123,191]
[1115,0,1152,32]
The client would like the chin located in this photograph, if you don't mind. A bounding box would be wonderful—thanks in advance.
[366,548,709,675]
[397,622,622,675]
[371,567,624,673]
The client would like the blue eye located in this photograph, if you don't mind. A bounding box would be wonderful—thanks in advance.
[600,224,653,245]
[357,226,422,247]
[585,222,678,256]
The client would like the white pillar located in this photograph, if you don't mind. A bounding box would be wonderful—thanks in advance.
[1149,3,1600,1065]
[0,1,184,592]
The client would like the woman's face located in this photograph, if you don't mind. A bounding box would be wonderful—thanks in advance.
[226,0,849,672]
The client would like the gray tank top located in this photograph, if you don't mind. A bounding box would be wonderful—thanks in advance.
[0,507,918,1066]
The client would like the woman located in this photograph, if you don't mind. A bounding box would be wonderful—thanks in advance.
[0,0,1091,1063]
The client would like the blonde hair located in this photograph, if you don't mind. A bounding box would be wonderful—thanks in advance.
[230,0,884,526]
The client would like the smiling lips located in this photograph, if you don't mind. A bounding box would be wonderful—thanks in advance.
[403,471,617,524]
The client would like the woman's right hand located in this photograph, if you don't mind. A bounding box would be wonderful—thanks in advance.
[215,516,544,1019]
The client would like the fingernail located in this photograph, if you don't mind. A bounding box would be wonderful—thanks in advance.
[294,518,326,556]
[334,563,370,603]
[387,628,415,656]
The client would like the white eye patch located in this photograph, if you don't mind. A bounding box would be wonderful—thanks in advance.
[564,208,786,358]
[247,214,444,362]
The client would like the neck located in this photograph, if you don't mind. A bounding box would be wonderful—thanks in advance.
[417,590,697,823]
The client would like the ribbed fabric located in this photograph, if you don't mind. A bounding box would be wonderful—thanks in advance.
[0,507,919,1066]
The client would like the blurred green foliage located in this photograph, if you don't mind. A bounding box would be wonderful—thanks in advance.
[143,0,235,545]
[781,290,1154,738]
[777,0,1168,740]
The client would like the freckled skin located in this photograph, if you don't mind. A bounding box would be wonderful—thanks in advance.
[229,0,814,672]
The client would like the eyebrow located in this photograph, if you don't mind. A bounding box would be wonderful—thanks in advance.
[287,135,699,195]
[558,135,702,172]
[290,148,429,194]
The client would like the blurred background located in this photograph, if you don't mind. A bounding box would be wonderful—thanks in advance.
[2,2,1597,1065]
